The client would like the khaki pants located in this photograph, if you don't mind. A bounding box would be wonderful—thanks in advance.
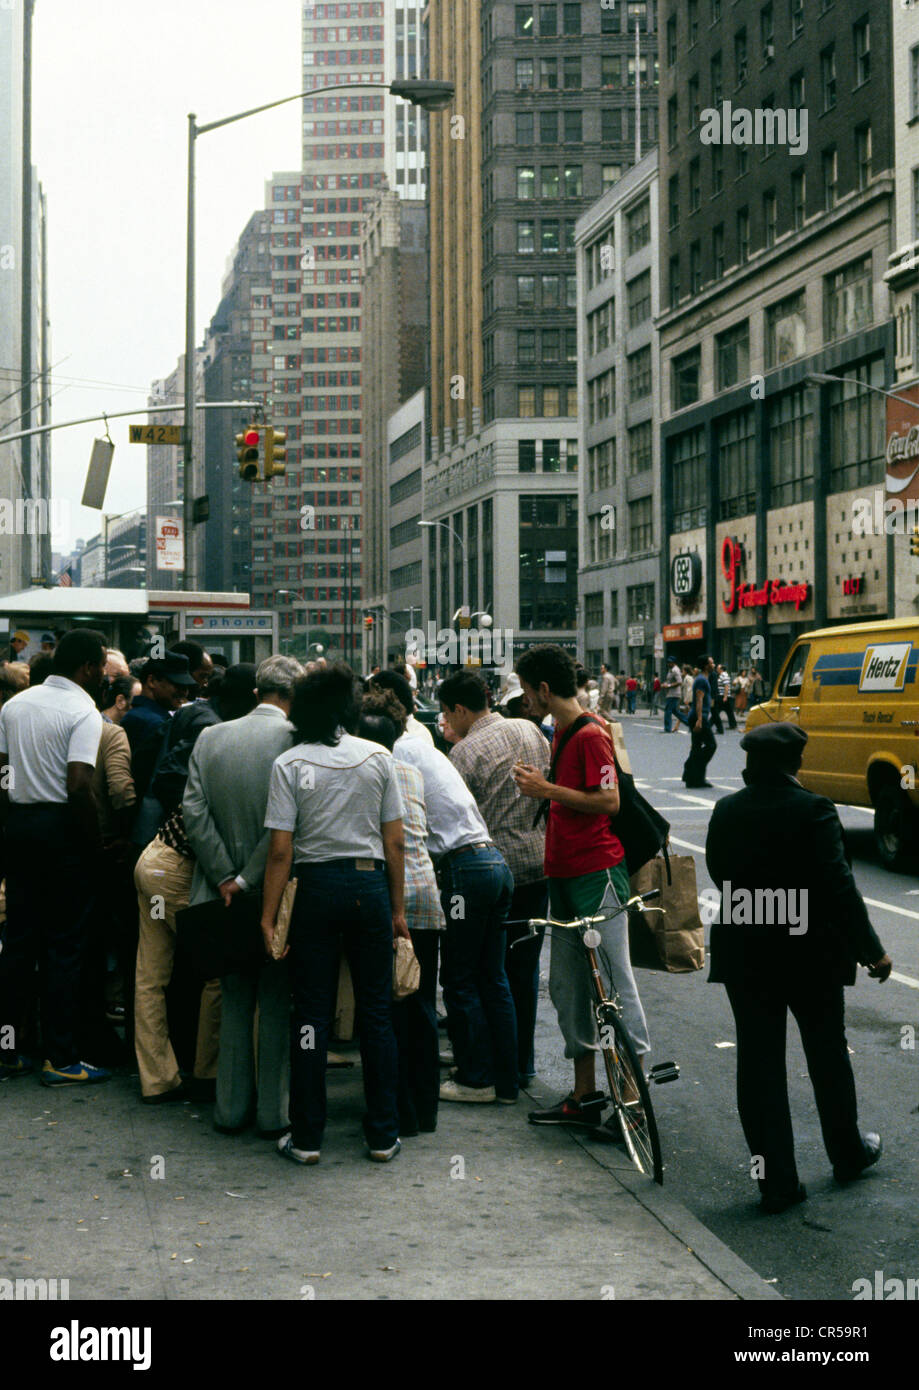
[134,837,221,1098]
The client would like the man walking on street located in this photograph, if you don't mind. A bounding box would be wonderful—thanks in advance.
[598,664,615,718]
[513,644,650,1130]
[439,670,550,1087]
[662,657,682,733]
[682,655,717,789]
[715,664,737,731]
[706,722,891,1213]
[0,629,110,1086]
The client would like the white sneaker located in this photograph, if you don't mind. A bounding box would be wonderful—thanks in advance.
[439,1079,496,1103]
[368,1138,401,1163]
[276,1132,319,1164]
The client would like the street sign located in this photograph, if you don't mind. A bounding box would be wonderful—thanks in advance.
[155,516,184,572]
[627,624,645,648]
[129,424,184,445]
[654,632,664,659]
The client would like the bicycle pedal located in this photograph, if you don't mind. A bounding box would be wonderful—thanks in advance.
[648,1061,680,1085]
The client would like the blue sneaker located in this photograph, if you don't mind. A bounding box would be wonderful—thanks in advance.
[0,1054,34,1080]
[41,1059,111,1087]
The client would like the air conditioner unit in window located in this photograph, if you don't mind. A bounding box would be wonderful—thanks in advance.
[764,42,775,60]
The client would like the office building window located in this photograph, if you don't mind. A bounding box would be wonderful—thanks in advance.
[717,408,757,520]
[711,51,723,105]
[543,328,560,362]
[791,0,804,39]
[688,0,699,45]
[542,273,560,306]
[711,0,722,20]
[763,190,777,248]
[790,69,805,108]
[716,320,750,390]
[627,271,651,328]
[602,55,622,88]
[588,512,614,564]
[668,174,680,230]
[628,421,652,477]
[541,166,559,199]
[626,199,651,254]
[628,497,653,555]
[689,158,701,212]
[518,386,537,417]
[854,17,870,86]
[628,346,652,402]
[672,347,701,410]
[563,56,581,89]
[517,166,535,199]
[540,109,559,143]
[824,256,873,341]
[712,144,724,195]
[666,15,677,66]
[713,223,725,277]
[821,46,836,111]
[540,57,558,88]
[914,168,919,240]
[563,110,582,143]
[518,329,536,364]
[767,387,814,506]
[827,359,885,493]
[792,169,806,229]
[542,220,560,253]
[602,164,622,193]
[602,108,622,143]
[737,206,750,263]
[627,581,655,623]
[540,3,557,36]
[856,125,872,191]
[765,289,806,367]
[584,592,604,627]
[689,75,701,130]
[912,45,919,121]
[588,438,616,491]
[564,165,582,197]
[669,254,681,309]
[761,3,774,55]
[735,28,748,85]
[690,241,702,293]
[516,5,535,37]
[516,111,534,144]
[517,274,535,306]
[517,221,536,253]
[667,95,678,148]
[518,440,537,472]
[563,3,580,35]
[516,59,534,89]
[670,427,707,530]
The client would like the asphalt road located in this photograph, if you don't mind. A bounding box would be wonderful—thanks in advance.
[532,709,919,1302]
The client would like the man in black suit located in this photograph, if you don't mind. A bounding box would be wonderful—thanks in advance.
[705,722,892,1214]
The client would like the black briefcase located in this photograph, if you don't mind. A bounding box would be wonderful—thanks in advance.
[175,892,265,979]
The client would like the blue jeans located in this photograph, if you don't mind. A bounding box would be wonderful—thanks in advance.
[626,691,636,714]
[439,846,518,1098]
[663,696,680,732]
[288,861,399,1151]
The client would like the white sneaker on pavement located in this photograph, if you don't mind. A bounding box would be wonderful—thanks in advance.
[439,1079,496,1103]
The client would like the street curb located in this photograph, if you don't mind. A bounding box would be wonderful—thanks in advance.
[526,1080,782,1302]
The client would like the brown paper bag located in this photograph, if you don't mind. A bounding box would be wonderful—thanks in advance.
[628,854,705,973]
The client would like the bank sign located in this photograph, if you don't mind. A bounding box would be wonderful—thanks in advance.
[858,642,912,693]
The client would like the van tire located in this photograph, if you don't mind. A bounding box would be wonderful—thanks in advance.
[873,785,918,872]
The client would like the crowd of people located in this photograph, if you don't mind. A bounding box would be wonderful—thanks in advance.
[0,630,890,1209]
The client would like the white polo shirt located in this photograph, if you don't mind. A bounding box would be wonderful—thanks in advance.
[0,675,104,804]
[394,734,491,858]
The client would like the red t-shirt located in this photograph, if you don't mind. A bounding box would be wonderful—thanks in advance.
[626,677,638,692]
[545,716,625,878]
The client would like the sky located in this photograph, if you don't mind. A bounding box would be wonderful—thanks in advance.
[31,0,303,554]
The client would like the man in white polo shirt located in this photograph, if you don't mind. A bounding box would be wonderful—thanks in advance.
[0,628,110,1086]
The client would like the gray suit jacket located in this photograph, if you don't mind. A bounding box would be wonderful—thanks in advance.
[182,704,295,907]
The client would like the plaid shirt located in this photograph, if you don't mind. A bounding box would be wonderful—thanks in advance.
[393,760,445,931]
[449,712,548,886]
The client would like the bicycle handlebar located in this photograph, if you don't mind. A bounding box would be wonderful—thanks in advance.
[513,889,664,945]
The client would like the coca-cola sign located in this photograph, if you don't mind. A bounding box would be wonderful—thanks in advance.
[885,384,919,505]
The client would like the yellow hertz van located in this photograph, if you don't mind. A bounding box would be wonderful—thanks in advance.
[745,618,919,871]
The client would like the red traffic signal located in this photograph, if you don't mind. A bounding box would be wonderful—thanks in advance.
[236,425,261,482]
[244,429,259,447]
[364,615,374,629]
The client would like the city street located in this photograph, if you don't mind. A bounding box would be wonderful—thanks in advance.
[535,712,919,1302]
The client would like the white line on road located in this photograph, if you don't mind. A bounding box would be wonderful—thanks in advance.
[668,837,919,991]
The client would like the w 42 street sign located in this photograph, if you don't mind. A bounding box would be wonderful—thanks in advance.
[129,424,184,445]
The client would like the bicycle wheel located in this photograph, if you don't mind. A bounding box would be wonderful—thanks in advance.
[597,1005,663,1185]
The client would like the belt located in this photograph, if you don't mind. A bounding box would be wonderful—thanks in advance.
[435,842,491,870]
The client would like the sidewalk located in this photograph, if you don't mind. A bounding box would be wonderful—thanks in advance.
[0,1060,778,1301]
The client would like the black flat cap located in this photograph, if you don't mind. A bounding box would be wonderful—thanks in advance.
[162,651,198,687]
[740,721,808,752]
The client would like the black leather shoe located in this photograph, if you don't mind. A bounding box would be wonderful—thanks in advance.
[141,1084,188,1105]
[834,1132,882,1183]
[760,1182,807,1215]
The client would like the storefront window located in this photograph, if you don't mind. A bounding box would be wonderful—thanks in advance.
[827,358,885,493]
[767,388,814,506]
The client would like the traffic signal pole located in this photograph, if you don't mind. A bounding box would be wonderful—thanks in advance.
[183,113,197,592]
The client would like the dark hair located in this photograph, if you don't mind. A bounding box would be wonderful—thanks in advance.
[290,662,360,746]
[28,654,55,686]
[362,687,408,737]
[100,674,137,710]
[575,666,589,688]
[368,668,414,718]
[356,711,399,751]
[698,654,712,668]
[210,663,257,721]
[52,628,106,677]
[210,651,229,669]
[515,643,578,699]
[438,670,489,714]
[170,640,208,676]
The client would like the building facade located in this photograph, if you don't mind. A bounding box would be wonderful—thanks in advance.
[423,0,658,661]
[104,509,147,589]
[145,354,206,592]
[658,0,896,680]
[576,149,660,680]
[385,388,426,664]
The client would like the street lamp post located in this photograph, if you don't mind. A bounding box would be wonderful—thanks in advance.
[182,79,454,593]
[419,519,467,617]
[804,372,919,413]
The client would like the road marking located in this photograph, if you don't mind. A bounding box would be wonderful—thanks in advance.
[668,836,919,990]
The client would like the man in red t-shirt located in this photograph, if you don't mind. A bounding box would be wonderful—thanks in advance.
[513,645,651,1129]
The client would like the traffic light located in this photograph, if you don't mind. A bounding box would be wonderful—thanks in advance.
[364,614,374,630]
[264,426,287,480]
[911,527,919,557]
[236,425,260,481]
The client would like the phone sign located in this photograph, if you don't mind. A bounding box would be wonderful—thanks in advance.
[858,642,912,693]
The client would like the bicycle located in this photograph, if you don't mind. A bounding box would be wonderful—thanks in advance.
[513,889,679,1185]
